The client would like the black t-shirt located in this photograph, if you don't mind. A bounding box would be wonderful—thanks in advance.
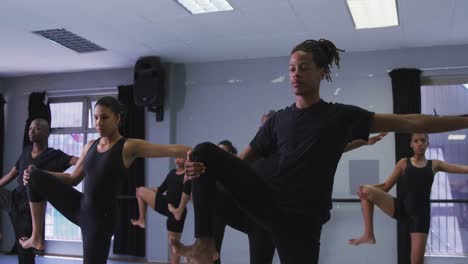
[252,153,280,191]
[14,145,73,192]
[159,169,192,208]
[250,100,374,221]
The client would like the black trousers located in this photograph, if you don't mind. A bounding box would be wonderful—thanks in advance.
[27,169,115,264]
[0,187,35,264]
[213,185,275,264]
[192,142,323,264]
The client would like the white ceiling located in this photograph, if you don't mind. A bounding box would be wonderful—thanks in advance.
[1,0,467,77]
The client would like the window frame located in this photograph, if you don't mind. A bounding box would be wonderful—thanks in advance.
[48,96,102,138]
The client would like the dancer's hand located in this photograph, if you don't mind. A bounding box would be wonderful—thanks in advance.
[367,133,388,145]
[23,165,35,185]
[184,150,206,181]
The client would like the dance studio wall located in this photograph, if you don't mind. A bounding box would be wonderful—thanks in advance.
[1,43,468,263]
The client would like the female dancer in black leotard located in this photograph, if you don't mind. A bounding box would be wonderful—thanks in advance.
[349,133,468,264]
[21,96,191,264]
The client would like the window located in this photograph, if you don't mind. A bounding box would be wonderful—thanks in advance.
[426,147,468,256]
[422,84,468,257]
[45,96,105,241]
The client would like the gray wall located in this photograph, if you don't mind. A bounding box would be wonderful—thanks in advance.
[2,43,468,263]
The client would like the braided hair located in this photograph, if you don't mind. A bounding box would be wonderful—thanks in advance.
[291,39,344,82]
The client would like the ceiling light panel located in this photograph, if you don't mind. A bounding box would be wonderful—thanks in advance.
[346,0,399,29]
[176,0,234,14]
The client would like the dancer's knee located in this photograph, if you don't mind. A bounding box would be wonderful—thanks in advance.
[193,142,218,157]
[28,169,44,188]
[135,187,145,198]
[27,169,48,203]
[362,185,376,201]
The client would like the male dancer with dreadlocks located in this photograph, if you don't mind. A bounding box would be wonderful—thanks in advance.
[172,39,468,264]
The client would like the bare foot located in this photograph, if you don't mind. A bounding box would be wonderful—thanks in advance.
[170,238,219,264]
[348,235,376,246]
[19,236,45,251]
[168,204,183,221]
[130,218,146,229]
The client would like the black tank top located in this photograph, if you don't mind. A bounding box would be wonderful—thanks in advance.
[400,158,434,209]
[83,137,127,210]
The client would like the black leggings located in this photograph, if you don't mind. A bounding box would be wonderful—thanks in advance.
[214,186,275,264]
[192,142,323,264]
[27,169,115,264]
[0,188,35,264]
[393,198,430,233]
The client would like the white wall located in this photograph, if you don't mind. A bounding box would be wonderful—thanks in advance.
[2,43,468,263]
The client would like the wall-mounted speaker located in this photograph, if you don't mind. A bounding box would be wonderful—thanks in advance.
[134,56,165,121]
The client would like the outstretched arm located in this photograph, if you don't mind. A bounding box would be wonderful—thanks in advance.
[433,160,468,174]
[124,139,191,167]
[371,114,468,134]
[344,133,388,152]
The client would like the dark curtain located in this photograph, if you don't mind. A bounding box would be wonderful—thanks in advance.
[23,92,51,147]
[113,85,146,257]
[0,94,5,174]
[389,68,422,264]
